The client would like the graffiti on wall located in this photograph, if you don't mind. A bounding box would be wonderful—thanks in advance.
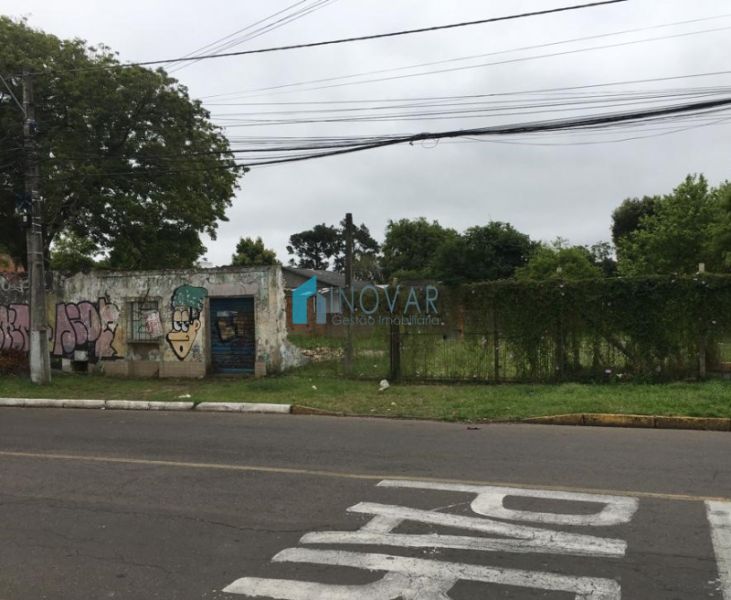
[0,274,30,295]
[166,284,208,360]
[52,298,121,360]
[0,304,30,352]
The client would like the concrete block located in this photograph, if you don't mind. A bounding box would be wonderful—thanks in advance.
[105,400,150,410]
[523,413,583,426]
[21,398,60,408]
[147,401,194,411]
[160,361,206,379]
[0,398,28,407]
[129,360,161,378]
[583,413,655,428]
[103,361,130,377]
[195,402,290,413]
[61,399,106,409]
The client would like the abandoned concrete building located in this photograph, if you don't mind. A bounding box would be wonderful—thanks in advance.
[0,266,301,378]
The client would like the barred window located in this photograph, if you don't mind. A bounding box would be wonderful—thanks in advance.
[128,300,162,342]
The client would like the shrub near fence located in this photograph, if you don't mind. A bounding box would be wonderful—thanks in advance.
[417,274,731,382]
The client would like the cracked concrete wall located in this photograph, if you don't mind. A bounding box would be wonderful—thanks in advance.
[1,266,300,378]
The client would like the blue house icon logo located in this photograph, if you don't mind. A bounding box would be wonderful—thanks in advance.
[292,276,327,325]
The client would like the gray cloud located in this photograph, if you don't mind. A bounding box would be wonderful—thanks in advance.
[5,0,731,264]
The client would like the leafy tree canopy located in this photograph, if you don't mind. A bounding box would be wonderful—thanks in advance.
[584,241,617,277]
[611,196,658,245]
[709,181,731,269]
[616,174,724,275]
[516,241,603,281]
[433,221,534,284]
[381,218,457,280]
[49,232,99,273]
[287,224,341,271]
[0,17,243,269]
[231,236,279,266]
[287,220,380,279]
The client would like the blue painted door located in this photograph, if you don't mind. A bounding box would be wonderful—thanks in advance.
[210,297,255,374]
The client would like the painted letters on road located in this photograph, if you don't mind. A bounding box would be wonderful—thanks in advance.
[224,479,638,599]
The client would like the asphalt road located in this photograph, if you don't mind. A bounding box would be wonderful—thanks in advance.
[0,408,730,599]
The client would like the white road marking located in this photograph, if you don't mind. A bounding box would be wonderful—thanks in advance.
[223,479,636,598]
[301,528,622,557]
[320,501,627,557]
[707,500,731,599]
[223,548,621,600]
[378,479,639,526]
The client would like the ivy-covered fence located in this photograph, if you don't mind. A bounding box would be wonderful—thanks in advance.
[396,275,731,382]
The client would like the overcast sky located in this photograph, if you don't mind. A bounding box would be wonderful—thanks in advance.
[4,0,731,265]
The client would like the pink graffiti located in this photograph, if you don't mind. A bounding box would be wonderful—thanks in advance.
[53,298,120,359]
[0,304,30,352]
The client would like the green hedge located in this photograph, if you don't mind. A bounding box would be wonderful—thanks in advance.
[447,274,731,382]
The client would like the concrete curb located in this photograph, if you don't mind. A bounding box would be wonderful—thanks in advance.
[0,398,291,414]
[195,402,291,414]
[291,405,342,416]
[523,413,731,431]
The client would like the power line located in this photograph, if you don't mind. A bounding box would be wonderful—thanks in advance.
[214,24,731,99]
[239,97,731,165]
[38,95,731,173]
[461,115,731,146]
[27,0,627,75]
[169,0,310,67]
[201,70,731,110]
[205,12,731,100]
[168,0,338,74]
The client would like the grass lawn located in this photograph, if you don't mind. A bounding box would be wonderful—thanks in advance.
[1,365,730,422]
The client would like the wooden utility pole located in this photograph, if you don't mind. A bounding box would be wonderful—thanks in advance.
[344,212,353,374]
[23,69,51,384]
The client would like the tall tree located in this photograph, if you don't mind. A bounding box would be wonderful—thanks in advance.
[287,224,341,270]
[381,218,457,279]
[583,241,617,277]
[708,181,731,269]
[332,218,381,279]
[0,17,243,269]
[433,221,534,284]
[611,196,658,245]
[617,175,721,275]
[231,236,279,266]
[49,233,99,273]
[516,243,602,280]
[287,220,380,278]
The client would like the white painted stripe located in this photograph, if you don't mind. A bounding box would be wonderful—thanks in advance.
[707,500,731,599]
[378,479,639,526]
[346,502,626,556]
[222,548,620,599]
[300,529,624,557]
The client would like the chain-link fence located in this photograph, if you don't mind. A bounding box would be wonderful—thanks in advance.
[286,276,731,383]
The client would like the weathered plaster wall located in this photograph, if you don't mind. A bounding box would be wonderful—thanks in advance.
[0,266,301,378]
